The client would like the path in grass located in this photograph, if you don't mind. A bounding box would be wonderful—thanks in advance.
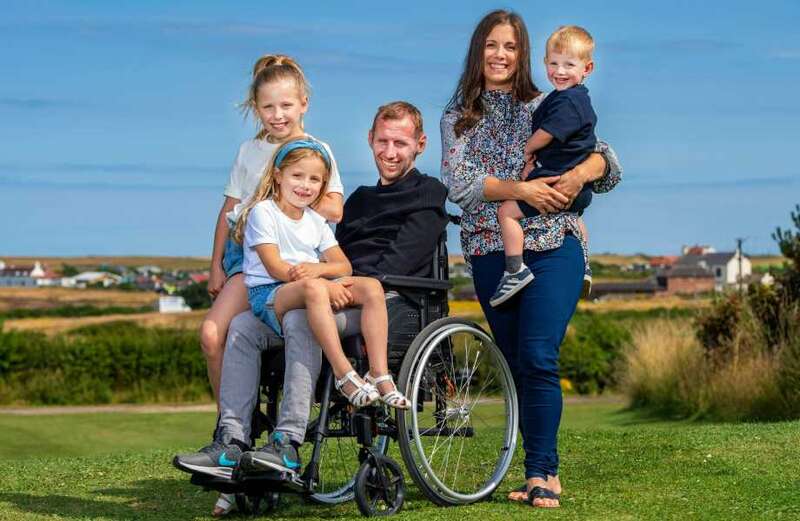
[1,400,798,520]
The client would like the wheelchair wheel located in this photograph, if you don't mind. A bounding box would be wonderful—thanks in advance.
[397,317,518,505]
[303,401,390,505]
[354,454,405,517]
[234,491,278,516]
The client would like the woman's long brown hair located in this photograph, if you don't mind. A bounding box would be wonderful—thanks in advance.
[447,10,540,137]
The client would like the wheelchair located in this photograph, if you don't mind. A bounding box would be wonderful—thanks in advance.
[189,227,519,516]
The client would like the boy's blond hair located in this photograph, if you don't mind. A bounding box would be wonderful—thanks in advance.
[546,25,594,61]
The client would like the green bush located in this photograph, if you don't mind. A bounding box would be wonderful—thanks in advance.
[622,203,800,421]
[0,321,209,405]
[178,281,212,310]
[0,304,153,320]
[560,313,631,395]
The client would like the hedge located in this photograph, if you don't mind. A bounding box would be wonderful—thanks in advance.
[0,321,209,405]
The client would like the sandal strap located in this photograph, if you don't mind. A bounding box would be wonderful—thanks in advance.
[528,486,560,502]
[213,493,235,516]
[365,372,395,385]
[335,370,378,406]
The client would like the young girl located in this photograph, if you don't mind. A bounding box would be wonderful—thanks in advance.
[234,138,411,410]
[201,55,344,410]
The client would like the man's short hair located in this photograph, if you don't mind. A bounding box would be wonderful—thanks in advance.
[546,25,595,61]
[370,101,424,138]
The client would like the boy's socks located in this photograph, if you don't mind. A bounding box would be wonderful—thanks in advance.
[505,255,523,274]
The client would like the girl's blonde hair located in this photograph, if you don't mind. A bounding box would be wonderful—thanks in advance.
[242,54,311,140]
[233,140,331,244]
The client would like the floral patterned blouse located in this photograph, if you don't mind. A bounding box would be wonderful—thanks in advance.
[440,90,622,269]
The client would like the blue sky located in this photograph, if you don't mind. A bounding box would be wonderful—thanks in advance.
[1,0,799,257]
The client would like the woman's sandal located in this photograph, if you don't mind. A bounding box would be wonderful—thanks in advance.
[528,486,561,508]
[212,492,235,517]
[365,372,411,409]
[335,370,379,407]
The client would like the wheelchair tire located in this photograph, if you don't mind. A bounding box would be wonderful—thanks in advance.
[354,454,405,517]
[396,317,518,506]
[303,401,390,505]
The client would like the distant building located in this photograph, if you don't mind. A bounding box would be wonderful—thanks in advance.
[157,295,191,313]
[675,250,751,291]
[64,271,123,288]
[0,261,48,287]
[136,265,163,276]
[682,245,716,256]
[657,265,716,296]
[591,280,659,299]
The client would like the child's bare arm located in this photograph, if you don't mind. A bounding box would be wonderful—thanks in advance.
[254,244,294,282]
[208,196,239,296]
[287,246,352,281]
[312,193,344,223]
[523,129,554,161]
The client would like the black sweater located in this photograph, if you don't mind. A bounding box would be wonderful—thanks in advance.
[335,169,449,278]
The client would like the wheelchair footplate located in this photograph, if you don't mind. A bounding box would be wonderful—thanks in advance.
[189,468,306,496]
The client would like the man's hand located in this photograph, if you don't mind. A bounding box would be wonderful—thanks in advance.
[515,176,569,215]
[326,278,354,310]
[288,262,325,281]
[208,264,226,298]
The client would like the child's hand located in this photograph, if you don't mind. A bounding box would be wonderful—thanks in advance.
[288,262,323,281]
[521,158,535,179]
[326,278,354,310]
[208,264,226,299]
[523,137,536,163]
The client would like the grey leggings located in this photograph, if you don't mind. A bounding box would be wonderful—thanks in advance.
[219,308,361,445]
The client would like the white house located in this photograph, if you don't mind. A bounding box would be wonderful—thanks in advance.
[64,271,124,288]
[157,295,191,313]
[676,249,752,291]
[0,261,47,287]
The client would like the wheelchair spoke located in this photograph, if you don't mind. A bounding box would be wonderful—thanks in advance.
[400,321,518,504]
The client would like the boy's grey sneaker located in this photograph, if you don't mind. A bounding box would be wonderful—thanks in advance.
[172,434,250,479]
[240,431,302,475]
[489,266,534,307]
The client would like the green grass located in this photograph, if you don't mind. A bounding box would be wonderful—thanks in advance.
[1,401,799,520]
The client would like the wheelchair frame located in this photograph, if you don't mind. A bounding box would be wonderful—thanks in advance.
[189,227,519,516]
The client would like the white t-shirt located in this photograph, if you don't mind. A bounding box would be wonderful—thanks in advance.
[224,134,344,225]
[243,199,339,288]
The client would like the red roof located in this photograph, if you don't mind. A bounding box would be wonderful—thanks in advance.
[190,273,209,284]
[649,256,678,267]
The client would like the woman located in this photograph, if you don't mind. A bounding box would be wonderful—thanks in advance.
[441,10,621,509]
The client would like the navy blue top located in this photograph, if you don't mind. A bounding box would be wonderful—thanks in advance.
[530,84,597,175]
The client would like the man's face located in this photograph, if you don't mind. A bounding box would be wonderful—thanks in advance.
[368,116,426,185]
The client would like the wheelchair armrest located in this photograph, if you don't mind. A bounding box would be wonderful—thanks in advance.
[376,274,452,291]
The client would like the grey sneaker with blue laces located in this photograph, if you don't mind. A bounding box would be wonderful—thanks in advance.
[172,433,249,479]
[240,431,302,475]
[489,266,534,307]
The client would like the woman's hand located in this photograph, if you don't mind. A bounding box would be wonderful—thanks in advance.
[326,278,354,310]
[288,262,325,281]
[551,169,586,206]
[208,264,226,298]
[515,176,570,214]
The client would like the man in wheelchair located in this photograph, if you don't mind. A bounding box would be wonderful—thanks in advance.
[174,101,449,489]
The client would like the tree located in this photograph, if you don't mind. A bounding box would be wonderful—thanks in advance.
[772,203,800,303]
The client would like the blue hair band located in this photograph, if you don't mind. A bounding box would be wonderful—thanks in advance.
[273,139,331,170]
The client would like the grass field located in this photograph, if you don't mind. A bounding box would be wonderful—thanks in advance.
[3,310,205,335]
[0,287,158,312]
[0,400,798,520]
[5,296,706,335]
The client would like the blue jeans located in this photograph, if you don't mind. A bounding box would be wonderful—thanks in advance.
[471,235,584,479]
[222,238,244,278]
[247,283,284,337]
